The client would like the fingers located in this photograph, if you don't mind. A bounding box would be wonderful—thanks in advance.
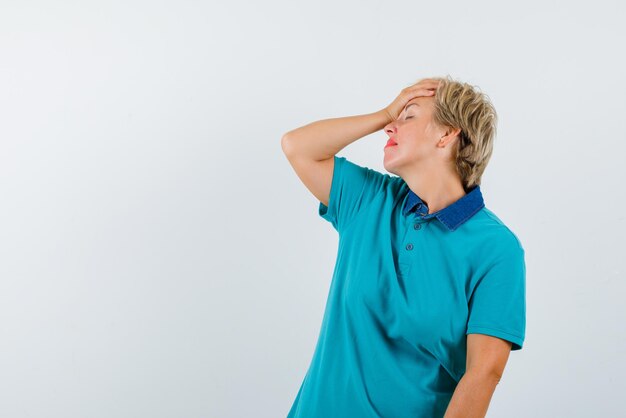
[415,80,441,96]
[418,79,441,90]
[404,78,440,91]
[404,83,437,96]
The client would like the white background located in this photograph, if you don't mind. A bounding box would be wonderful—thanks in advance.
[1,1,625,417]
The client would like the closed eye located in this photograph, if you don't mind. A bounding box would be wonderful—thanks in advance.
[405,116,413,120]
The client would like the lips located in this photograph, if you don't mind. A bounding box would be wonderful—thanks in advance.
[385,139,397,147]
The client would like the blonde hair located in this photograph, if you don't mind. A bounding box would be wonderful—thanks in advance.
[418,75,498,191]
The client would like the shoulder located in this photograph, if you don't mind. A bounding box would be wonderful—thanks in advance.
[337,155,405,195]
[466,206,525,261]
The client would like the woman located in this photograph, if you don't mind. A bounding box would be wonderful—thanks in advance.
[281,76,526,418]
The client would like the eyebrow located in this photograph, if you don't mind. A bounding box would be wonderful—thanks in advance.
[405,103,420,110]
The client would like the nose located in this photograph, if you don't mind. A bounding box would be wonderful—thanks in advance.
[384,121,397,137]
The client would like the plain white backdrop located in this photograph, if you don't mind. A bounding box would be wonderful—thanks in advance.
[1,1,625,417]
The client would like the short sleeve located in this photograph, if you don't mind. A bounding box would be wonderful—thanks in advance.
[466,248,526,351]
[318,155,387,233]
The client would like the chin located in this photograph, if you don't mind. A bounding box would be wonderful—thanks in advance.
[383,156,399,176]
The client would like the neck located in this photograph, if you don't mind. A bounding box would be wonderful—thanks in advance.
[402,166,466,215]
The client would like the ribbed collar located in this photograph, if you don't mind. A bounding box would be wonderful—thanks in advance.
[402,185,485,231]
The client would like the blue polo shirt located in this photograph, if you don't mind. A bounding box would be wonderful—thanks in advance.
[286,155,526,418]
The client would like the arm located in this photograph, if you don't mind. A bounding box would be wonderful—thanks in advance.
[280,78,441,161]
[280,110,391,207]
[280,80,442,221]
[443,334,512,418]
[281,110,392,162]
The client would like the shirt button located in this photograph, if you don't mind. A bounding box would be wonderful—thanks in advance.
[406,243,414,250]
[414,223,421,230]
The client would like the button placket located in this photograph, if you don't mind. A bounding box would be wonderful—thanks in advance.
[399,215,426,277]
[406,211,426,249]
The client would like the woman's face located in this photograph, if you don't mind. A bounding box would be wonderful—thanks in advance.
[383,96,441,176]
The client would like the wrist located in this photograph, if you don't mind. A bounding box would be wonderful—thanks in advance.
[381,108,395,124]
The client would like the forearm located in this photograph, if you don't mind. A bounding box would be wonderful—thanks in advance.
[443,370,499,418]
[281,110,392,161]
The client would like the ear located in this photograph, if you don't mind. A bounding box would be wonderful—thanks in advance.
[438,127,462,148]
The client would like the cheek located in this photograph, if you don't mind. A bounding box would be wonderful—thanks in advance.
[423,121,440,138]
[402,128,427,148]
[402,136,434,157]
[397,140,422,157]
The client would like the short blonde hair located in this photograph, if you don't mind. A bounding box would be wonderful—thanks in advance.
[419,75,498,191]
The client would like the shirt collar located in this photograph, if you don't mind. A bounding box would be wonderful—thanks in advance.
[402,184,485,231]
